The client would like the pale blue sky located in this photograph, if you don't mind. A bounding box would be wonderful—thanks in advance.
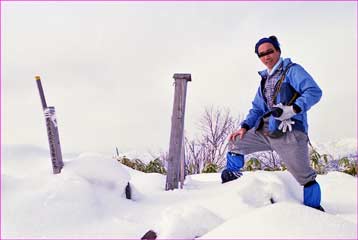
[2,2,357,154]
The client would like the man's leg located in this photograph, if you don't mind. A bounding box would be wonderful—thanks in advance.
[304,180,324,211]
[222,129,271,183]
[221,152,244,183]
[270,130,323,210]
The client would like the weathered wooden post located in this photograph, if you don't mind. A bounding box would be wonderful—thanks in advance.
[36,76,64,174]
[165,73,191,191]
[180,137,185,189]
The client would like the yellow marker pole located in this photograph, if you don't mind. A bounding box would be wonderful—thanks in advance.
[35,76,64,174]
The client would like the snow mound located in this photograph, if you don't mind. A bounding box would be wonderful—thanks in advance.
[65,152,130,190]
[202,202,357,239]
[156,205,223,238]
[2,152,140,237]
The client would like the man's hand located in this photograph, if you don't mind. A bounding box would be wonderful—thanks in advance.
[229,128,247,141]
[273,103,296,121]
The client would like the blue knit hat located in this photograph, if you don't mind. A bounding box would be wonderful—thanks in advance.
[255,36,281,55]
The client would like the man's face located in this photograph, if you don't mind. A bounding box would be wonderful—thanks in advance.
[257,42,281,70]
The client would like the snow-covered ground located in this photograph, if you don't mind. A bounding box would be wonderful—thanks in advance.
[2,145,357,239]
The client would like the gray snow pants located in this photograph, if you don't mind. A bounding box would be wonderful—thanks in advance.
[229,124,317,186]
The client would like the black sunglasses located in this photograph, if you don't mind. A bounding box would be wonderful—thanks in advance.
[258,49,275,58]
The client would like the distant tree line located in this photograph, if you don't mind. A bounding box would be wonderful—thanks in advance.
[116,107,357,177]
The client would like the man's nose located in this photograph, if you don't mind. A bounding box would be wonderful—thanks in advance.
[263,55,271,60]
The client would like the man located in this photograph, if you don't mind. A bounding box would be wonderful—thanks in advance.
[222,36,324,211]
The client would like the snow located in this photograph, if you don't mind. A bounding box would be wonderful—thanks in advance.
[2,145,358,239]
[202,202,356,239]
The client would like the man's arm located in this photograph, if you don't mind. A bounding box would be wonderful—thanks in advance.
[288,64,322,113]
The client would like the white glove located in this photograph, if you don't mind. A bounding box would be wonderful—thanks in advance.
[273,103,296,121]
[278,119,295,133]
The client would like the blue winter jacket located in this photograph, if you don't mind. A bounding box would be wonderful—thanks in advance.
[241,58,322,135]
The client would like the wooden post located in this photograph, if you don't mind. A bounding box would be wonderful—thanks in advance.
[165,73,191,191]
[180,137,185,189]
